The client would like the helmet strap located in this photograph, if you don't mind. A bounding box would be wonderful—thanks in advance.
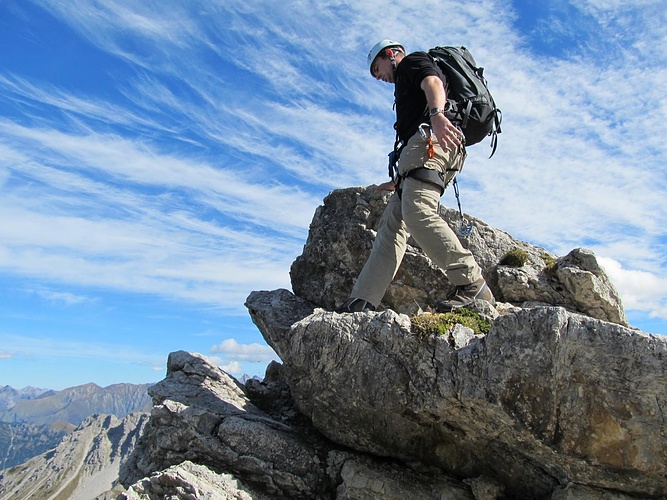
[387,48,398,75]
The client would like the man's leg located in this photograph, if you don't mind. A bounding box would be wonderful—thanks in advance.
[400,176,480,286]
[346,192,409,308]
[398,130,494,309]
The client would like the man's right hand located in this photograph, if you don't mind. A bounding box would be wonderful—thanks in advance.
[430,112,463,150]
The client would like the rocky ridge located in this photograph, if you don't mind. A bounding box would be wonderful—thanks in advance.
[290,186,627,326]
[119,186,665,499]
[0,382,153,475]
[0,421,73,471]
[0,412,149,499]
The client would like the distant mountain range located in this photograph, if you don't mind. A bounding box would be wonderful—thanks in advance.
[0,386,50,412]
[239,374,262,384]
[0,373,262,496]
[0,413,149,499]
[1,383,153,427]
[0,382,153,471]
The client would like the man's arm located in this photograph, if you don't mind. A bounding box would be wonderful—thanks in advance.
[420,75,463,149]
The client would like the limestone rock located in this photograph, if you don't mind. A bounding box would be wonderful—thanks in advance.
[119,351,330,499]
[291,186,628,325]
[290,186,450,315]
[553,248,627,325]
[245,289,667,499]
[120,186,650,499]
[120,350,476,499]
[120,460,257,500]
[332,453,472,500]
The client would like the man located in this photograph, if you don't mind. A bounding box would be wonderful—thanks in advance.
[337,39,494,313]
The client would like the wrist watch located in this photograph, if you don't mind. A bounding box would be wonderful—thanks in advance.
[429,107,444,117]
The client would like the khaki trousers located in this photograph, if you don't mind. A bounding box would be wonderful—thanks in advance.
[350,130,481,306]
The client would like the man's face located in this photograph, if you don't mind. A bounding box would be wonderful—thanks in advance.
[371,55,395,84]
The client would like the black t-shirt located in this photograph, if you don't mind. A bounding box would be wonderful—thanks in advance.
[394,51,449,142]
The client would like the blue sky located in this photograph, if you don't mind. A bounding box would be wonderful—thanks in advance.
[0,0,665,390]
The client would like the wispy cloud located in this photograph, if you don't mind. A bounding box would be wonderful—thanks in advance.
[0,333,158,365]
[1,0,665,325]
[30,288,96,305]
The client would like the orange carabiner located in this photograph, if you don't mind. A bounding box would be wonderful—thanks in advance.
[419,124,435,159]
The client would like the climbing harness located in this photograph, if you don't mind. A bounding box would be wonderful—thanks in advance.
[388,124,474,237]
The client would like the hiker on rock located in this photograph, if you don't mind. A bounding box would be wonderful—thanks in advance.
[338,39,495,313]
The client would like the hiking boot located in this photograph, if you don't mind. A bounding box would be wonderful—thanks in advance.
[437,277,495,312]
[336,297,376,313]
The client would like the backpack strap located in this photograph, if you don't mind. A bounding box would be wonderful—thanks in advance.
[461,100,473,129]
[488,108,503,158]
[388,126,407,182]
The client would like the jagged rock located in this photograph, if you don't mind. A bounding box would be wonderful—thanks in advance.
[552,248,627,325]
[0,412,149,499]
[119,186,648,499]
[120,460,257,500]
[331,452,472,499]
[550,482,642,499]
[120,351,476,499]
[122,454,475,500]
[290,186,450,316]
[291,186,628,325]
[245,289,667,499]
[119,350,333,498]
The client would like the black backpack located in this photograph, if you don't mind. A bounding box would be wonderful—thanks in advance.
[428,46,502,156]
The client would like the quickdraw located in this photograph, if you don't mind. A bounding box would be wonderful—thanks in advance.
[453,177,473,237]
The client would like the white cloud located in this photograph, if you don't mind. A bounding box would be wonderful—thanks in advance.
[210,338,278,363]
[217,360,243,376]
[0,119,311,308]
[0,352,14,359]
[0,122,319,233]
[598,257,667,321]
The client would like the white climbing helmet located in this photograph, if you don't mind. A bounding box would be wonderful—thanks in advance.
[367,39,405,75]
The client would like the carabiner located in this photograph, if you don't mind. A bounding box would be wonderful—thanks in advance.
[418,123,434,159]
[418,123,431,141]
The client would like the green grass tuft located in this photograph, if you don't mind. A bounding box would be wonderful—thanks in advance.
[411,308,491,338]
[540,252,559,277]
[500,248,529,267]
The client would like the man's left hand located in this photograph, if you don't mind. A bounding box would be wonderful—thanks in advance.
[376,180,396,192]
